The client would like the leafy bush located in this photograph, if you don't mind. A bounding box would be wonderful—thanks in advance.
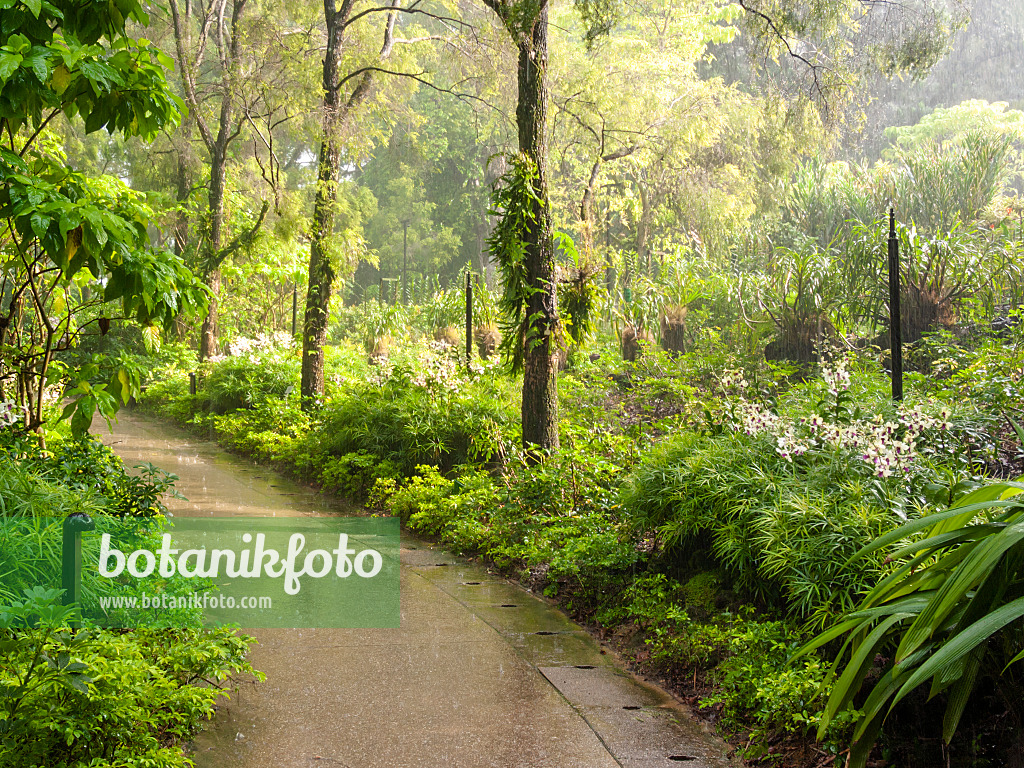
[380,441,640,614]
[607,575,853,756]
[17,437,182,518]
[202,350,298,414]
[620,429,904,624]
[0,436,260,766]
[0,588,259,768]
[316,359,517,475]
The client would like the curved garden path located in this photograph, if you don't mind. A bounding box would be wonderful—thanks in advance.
[104,412,737,768]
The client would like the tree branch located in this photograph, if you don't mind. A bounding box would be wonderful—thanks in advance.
[168,0,215,149]
[342,3,470,32]
[736,0,836,106]
[209,199,270,270]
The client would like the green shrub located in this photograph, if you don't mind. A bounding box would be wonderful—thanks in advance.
[316,366,516,474]
[608,575,851,758]
[17,437,181,518]
[202,352,298,414]
[320,451,401,500]
[0,588,259,768]
[0,442,259,766]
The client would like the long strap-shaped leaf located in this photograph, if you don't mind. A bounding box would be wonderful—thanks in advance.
[941,646,984,743]
[850,493,1024,565]
[819,613,914,734]
[895,519,1024,662]
[853,646,934,741]
[886,524,1005,564]
[889,594,1024,711]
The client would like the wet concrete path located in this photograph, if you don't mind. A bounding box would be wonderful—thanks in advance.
[103,412,737,768]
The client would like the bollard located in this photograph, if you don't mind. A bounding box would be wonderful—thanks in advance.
[888,208,903,401]
[62,512,96,626]
[189,372,197,396]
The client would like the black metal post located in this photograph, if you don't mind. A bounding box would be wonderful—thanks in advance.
[291,284,298,337]
[465,270,473,367]
[402,220,409,305]
[62,512,95,627]
[189,372,197,396]
[888,208,903,401]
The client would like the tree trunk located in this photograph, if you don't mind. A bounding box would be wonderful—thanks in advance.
[301,2,345,405]
[636,178,651,269]
[301,1,399,406]
[515,2,559,455]
[171,118,194,341]
[200,146,227,359]
[169,0,246,361]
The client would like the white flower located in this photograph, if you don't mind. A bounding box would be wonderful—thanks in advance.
[0,401,27,428]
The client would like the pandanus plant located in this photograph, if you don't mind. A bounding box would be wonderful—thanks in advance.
[422,288,462,346]
[471,277,501,359]
[358,300,401,362]
[841,219,987,342]
[880,132,1015,232]
[617,273,661,362]
[800,480,1024,767]
[760,245,840,363]
[656,248,711,356]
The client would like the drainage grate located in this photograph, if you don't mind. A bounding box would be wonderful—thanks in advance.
[462,582,481,585]
[573,665,596,669]
[533,631,559,635]
[499,604,517,608]
[667,756,697,762]
[622,705,642,710]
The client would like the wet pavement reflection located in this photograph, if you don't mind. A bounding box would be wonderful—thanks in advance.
[103,412,737,768]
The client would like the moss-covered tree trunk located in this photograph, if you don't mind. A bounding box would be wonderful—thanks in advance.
[199,146,227,359]
[300,1,345,405]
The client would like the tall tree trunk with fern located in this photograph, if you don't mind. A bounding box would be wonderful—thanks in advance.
[485,0,559,455]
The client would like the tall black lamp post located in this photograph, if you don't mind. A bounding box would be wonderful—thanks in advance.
[888,208,903,401]
[402,220,410,305]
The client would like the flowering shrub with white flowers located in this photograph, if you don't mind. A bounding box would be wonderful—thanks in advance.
[224,332,295,359]
[365,344,501,394]
[0,401,27,429]
[721,359,953,480]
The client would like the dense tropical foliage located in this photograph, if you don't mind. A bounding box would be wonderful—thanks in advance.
[5,0,1024,765]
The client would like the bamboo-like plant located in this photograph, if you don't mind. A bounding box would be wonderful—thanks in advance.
[801,480,1024,767]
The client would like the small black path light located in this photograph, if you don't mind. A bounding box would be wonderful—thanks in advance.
[62,512,95,628]
[465,269,473,368]
[888,207,903,401]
